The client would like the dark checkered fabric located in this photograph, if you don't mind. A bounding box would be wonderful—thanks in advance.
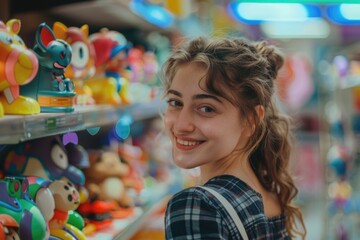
[165,175,290,240]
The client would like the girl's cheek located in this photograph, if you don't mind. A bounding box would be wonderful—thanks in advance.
[163,112,174,130]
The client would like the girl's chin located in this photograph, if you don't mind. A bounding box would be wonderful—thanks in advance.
[176,164,196,170]
[173,158,198,169]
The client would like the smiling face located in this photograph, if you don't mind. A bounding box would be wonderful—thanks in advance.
[164,62,250,172]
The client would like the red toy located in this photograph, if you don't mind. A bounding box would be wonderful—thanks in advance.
[85,28,130,105]
[0,214,19,240]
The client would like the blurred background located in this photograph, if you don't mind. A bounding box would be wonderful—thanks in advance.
[1,0,360,239]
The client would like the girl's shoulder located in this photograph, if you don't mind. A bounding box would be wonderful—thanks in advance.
[168,174,263,215]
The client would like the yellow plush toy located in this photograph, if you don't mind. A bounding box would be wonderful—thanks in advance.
[0,19,40,115]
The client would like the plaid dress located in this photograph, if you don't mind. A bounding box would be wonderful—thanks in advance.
[165,175,290,240]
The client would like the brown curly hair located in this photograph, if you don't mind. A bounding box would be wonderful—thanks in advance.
[161,36,306,239]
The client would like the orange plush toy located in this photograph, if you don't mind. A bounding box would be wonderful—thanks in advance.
[52,22,96,105]
[0,19,40,116]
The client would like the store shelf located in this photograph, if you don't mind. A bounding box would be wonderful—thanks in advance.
[0,100,164,145]
[340,75,360,89]
[85,176,176,240]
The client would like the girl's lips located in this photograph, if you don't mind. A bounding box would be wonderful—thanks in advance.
[175,137,204,151]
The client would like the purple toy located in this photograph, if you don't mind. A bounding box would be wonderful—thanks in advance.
[0,135,89,186]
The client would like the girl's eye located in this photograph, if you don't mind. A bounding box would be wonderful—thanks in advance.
[200,106,215,113]
[167,99,182,107]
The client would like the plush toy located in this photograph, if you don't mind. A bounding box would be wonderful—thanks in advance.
[0,19,40,116]
[0,214,19,240]
[52,21,96,105]
[22,176,85,240]
[85,28,130,105]
[48,180,86,240]
[78,148,135,228]
[84,149,132,207]
[0,135,88,187]
[20,22,76,113]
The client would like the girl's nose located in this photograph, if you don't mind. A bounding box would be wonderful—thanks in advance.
[174,108,195,133]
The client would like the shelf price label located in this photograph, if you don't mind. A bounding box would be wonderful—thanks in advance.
[46,118,57,130]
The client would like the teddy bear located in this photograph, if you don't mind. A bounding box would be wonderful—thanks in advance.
[84,148,134,208]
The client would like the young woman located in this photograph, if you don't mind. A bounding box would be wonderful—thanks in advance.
[161,36,306,239]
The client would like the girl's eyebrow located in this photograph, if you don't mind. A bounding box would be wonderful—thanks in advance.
[167,89,181,97]
[194,94,222,103]
[167,89,222,103]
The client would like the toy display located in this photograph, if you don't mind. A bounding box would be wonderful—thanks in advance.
[126,47,159,103]
[83,149,133,208]
[48,180,86,240]
[20,22,76,113]
[53,22,96,105]
[0,214,19,240]
[77,199,115,232]
[85,28,130,105]
[77,148,136,232]
[24,176,86,240]
[0,19,40,116]
[0,174,87,240]
[0,177,47,240]
[0,12,168,240]
[0,135,88,186]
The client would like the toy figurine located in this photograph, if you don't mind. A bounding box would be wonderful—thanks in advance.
[78,148,135,230]
[85,28,130,105]
[0,214,19,240]
[26,176,55,228]
[0,177,47,240]
[48,180,86,240]
[24,176,86,240]
[0,135,88,186]
[53,21,96,105]
[0,19,40,116]
[20,22,76,113]
[84,149,132,207]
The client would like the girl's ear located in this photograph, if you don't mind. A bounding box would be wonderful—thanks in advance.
[246,105,265,137]
[255,105,265,122]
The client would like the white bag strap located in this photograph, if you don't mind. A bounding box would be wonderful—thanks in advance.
[198,186,249,240]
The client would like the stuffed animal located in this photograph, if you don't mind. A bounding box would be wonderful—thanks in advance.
[0,135,88,187]
[0,19,40,116]
[84,149,131,207]
[48,180,86,240]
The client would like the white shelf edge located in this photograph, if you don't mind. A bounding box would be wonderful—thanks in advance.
[0,100,163,145]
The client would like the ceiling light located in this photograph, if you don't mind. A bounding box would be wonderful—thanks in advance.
[228,2,321,24]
